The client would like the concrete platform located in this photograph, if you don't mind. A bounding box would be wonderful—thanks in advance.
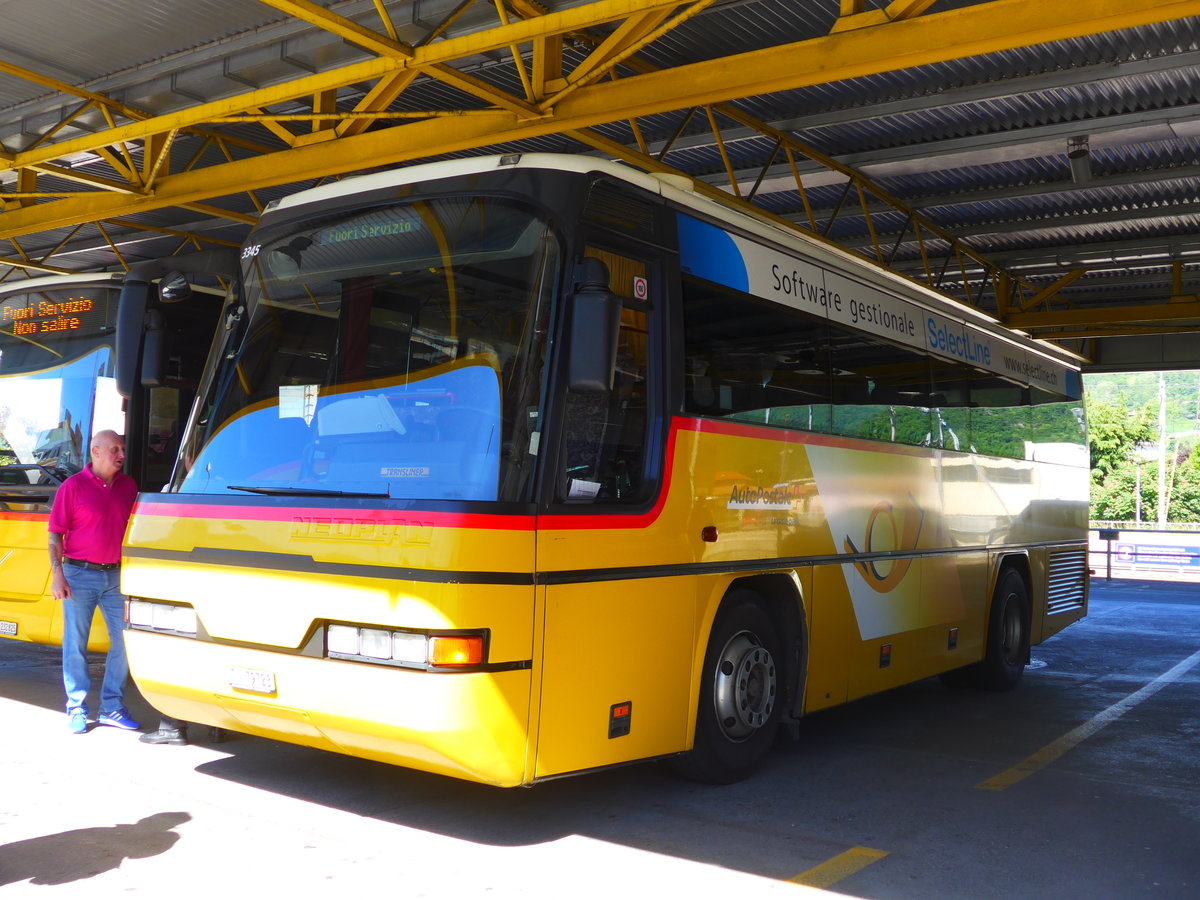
[1,578,1197,898]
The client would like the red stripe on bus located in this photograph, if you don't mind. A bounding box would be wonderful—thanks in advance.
[0,511,49,521]
[132,500,536,531]
[536,425,681,530]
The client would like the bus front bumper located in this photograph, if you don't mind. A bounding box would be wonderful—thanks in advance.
[125,629,533,787]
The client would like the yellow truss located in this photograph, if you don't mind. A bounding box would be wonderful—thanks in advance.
[1,0,1198,337]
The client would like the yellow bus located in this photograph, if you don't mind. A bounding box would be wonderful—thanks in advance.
[117,153,1088,786]
[0,268,220,649]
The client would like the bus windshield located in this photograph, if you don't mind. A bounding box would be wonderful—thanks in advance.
[1,285,122,486]
[174,196,558,503]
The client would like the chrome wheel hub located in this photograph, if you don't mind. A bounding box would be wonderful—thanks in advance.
[713,631,777,741]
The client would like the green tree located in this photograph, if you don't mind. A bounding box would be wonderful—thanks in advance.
[1165,446,1200,523]
[1092,463,1151,522]
[1086,396,1154,484]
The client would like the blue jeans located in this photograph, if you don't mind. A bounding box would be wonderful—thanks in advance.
[61,564,129,716]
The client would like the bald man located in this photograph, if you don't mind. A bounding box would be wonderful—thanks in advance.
[48,430,141,734]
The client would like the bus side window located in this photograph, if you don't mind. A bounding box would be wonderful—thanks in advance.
[970,376,1029,459]
[930,362,971,452]
[681,273,832,431]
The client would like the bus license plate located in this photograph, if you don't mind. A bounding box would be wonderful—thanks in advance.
[227,665,276,694]
[0,620,16,636]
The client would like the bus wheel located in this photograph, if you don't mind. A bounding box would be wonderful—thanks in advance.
[972,568,1030,691]
[672,592,783,784]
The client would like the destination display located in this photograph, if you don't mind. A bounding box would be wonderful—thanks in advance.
[0,290,111,340]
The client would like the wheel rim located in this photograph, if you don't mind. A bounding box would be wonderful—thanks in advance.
[713,630,777,741]
[1000,591,1024,666]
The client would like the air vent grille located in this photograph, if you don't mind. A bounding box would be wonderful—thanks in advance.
[1046,550,1087,615]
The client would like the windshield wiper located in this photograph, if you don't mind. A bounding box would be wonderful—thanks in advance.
[0,491,51,503]
[0,463,63,486]
[228,485,390,498]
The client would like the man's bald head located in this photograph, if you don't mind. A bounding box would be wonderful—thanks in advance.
[90,430,126,483]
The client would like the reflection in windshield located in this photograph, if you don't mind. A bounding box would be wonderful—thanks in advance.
[176,197,557,503]
[0,349,115,484]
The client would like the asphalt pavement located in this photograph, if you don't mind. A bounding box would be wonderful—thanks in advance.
[1,577,1197,898]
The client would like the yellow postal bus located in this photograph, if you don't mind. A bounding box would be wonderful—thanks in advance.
[117,154,1088,786]
[0,272,214,648]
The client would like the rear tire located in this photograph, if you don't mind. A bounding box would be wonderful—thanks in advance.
[672,591,784,784]
[972,567,1030,691]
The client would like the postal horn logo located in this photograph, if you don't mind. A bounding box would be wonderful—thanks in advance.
[842,495,925,593]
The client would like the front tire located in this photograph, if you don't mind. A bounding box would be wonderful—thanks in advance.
[672,591,784,784]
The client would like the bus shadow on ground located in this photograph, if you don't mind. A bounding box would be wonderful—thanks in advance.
[181,675,1045,870]
[183,641,1200,893]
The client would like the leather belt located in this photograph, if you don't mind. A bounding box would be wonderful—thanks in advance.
[63,556,119,571]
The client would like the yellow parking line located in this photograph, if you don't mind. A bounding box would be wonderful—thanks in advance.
[977,647,1200,792]
[789,846,889,888]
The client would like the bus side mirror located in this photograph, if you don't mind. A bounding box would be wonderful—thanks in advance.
[159,271,192,303]
[568,258,622,393]
[116,249,239,398]
[116,277,154,399]
[140,309,166,388]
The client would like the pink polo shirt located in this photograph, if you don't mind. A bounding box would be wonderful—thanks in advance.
[48,464,139,565]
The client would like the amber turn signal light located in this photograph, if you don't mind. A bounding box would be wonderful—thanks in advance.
[429,634,485,667]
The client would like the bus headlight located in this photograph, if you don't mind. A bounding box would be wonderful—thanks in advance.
[326,624,360,655]
[359,628,392,660]
[127,599,198,636]
[326,622,486,669]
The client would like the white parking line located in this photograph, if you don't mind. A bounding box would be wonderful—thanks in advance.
[976,647,1200,791]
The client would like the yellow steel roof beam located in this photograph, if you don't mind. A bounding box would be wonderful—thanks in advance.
[1006,300,1200,329]
[22,101,97,154]
[257,0,537,118]
[4,0,1200,240]
[1013,269,1089,314]
[1039,323,1200,339]
[179,203,258,225]
[0,256,77,276]
[1,57,403,174]
[567,8,677,85]
[105,218,242,246]
[0,60,276,169]
[246,106,302,146]
[256,0,416,58]
[27,163,144,194]
[833,0,943,32]
[539,1,716,110]
[0,1,709,175]
[0,60,146,126]
[334,71,422,139]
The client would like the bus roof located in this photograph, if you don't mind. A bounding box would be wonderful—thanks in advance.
[0,271,125,299]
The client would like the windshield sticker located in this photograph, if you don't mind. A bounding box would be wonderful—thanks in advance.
[380,467,429,478]
[278,384,318,425]
[568,478,600,499]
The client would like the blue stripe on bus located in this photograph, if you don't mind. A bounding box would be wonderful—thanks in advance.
[676,214,748,292]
